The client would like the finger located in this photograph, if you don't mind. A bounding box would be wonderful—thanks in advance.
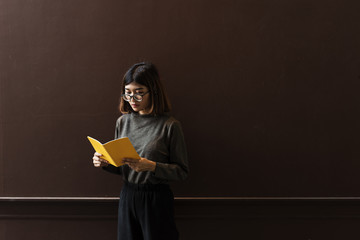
[127,163,135,169]
[98,158,108,163]
[123,158,139,163]
[95,152,102,157]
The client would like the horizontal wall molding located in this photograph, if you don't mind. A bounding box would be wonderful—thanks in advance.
[2,196,360,201]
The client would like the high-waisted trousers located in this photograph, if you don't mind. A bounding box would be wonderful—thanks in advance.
[117,181,179,240]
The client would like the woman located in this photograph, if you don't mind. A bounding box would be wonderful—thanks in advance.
[92,62,189,240]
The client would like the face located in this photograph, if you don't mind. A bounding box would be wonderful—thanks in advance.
[124,82,151,115]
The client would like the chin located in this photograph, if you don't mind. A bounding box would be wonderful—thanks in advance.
[132,109,139,112]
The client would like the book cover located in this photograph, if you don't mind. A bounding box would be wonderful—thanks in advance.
[87,136,140,167]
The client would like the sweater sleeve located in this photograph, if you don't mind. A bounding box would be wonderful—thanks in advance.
[154,121,189,181]
[102,117,123,175]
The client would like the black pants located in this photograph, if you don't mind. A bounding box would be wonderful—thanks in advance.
[118,182,179,240]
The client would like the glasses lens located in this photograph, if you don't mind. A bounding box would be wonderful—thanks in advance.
[133,95,142,102]
[123,94,131,101]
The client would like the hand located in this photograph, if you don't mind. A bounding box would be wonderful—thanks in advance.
[92,152,109,167]
[123,157,156,172]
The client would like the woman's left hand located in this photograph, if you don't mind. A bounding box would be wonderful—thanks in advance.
[123,157,156,172]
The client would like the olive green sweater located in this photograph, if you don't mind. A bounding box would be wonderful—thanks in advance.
[103,113,189,184]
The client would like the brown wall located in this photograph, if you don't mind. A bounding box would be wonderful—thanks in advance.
[1,0,359,198]
[1,0,360,239]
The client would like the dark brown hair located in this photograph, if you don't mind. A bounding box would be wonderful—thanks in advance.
[119,62,171,115]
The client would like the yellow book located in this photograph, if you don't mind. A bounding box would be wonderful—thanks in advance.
[87,136,140,167]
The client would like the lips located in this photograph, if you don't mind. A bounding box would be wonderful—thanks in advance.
[131,104,139,108]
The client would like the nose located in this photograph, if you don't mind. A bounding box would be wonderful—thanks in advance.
[129,96,136,103]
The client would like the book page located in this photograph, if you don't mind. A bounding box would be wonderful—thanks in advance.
[103,137,140,166]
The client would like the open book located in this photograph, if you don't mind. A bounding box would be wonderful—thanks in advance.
[87,136,140,167]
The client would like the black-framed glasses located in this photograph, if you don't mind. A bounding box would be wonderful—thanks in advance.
[122,91,150,102]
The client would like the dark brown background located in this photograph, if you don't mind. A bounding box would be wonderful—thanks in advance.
[1,0,360,198]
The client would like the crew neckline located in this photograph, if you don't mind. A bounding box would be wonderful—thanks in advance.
[132,112,154,118]
[131,112,169,119]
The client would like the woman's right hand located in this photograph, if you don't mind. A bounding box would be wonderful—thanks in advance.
[92,152,109,167]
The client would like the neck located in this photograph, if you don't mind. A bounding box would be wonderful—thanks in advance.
[139,109,150,115]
